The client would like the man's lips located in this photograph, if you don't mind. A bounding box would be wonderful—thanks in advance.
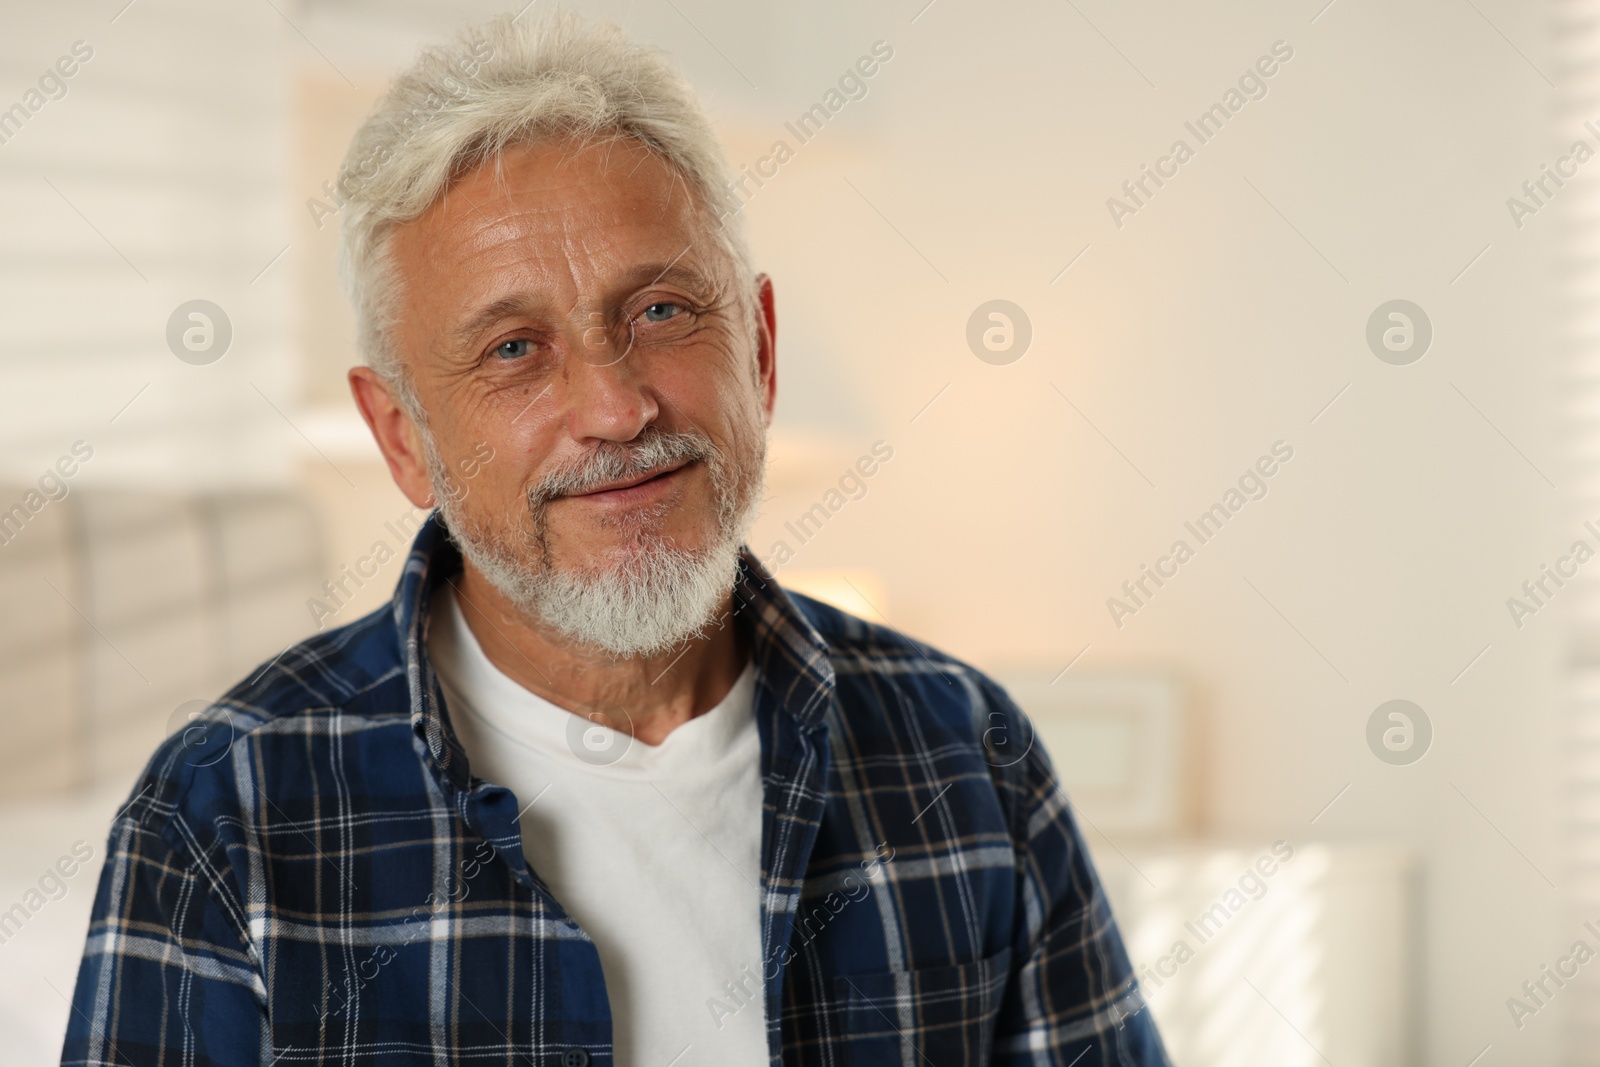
[559,459,694,502]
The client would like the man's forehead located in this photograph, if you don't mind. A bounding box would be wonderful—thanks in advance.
[389,136,723,306]
[410,139,697,251]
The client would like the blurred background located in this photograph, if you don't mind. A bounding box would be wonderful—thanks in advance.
[0,0,1580,1063]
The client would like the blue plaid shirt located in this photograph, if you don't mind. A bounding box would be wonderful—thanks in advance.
[64,514,1168,1066]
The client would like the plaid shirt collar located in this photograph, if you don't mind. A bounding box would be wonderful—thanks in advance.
[393,513,839,913]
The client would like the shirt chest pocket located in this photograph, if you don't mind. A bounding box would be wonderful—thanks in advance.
[832,947,1011,1067]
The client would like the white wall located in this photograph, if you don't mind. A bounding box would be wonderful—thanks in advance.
[0,0,296,490]
[703,2,1563,1063]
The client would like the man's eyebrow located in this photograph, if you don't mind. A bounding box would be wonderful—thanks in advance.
[451,296,549,352]
[621,260,720,297]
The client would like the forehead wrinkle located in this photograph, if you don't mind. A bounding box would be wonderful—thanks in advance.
[451,142,697,264]
[447,210,586,320]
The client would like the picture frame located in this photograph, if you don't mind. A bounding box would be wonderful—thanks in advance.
[996,671,1186,836]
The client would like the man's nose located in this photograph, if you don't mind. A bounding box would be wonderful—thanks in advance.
[562,332,657,443]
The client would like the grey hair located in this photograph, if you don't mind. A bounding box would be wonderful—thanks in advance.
[334,9,757,400]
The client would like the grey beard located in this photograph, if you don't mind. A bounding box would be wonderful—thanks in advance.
[426,421,763,658]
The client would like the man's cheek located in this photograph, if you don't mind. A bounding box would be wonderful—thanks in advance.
[455,461,531,532]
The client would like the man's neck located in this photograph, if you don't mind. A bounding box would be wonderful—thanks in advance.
[446,562,748,746]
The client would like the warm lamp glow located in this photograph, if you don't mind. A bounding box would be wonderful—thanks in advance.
[777,568,889,623]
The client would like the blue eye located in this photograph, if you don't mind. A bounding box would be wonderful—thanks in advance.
[642,302,681,323]
[494,339,531,360]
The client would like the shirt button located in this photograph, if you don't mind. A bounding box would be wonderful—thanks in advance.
[560,1050,590,1067]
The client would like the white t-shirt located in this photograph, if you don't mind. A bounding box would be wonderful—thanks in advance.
[427,585,768,1067]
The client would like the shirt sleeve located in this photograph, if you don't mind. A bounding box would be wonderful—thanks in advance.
[61,798,267,1067]
[984,683,1172,1067]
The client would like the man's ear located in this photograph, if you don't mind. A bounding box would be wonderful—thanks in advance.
[349,366,436,508]
[754,273,777,425]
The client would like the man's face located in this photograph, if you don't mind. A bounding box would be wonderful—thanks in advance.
[381,136,774,654]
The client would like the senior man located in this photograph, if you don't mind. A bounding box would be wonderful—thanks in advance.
[65,12,1167,1067]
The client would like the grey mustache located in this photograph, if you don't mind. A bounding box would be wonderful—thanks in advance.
[530,430,714,505]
